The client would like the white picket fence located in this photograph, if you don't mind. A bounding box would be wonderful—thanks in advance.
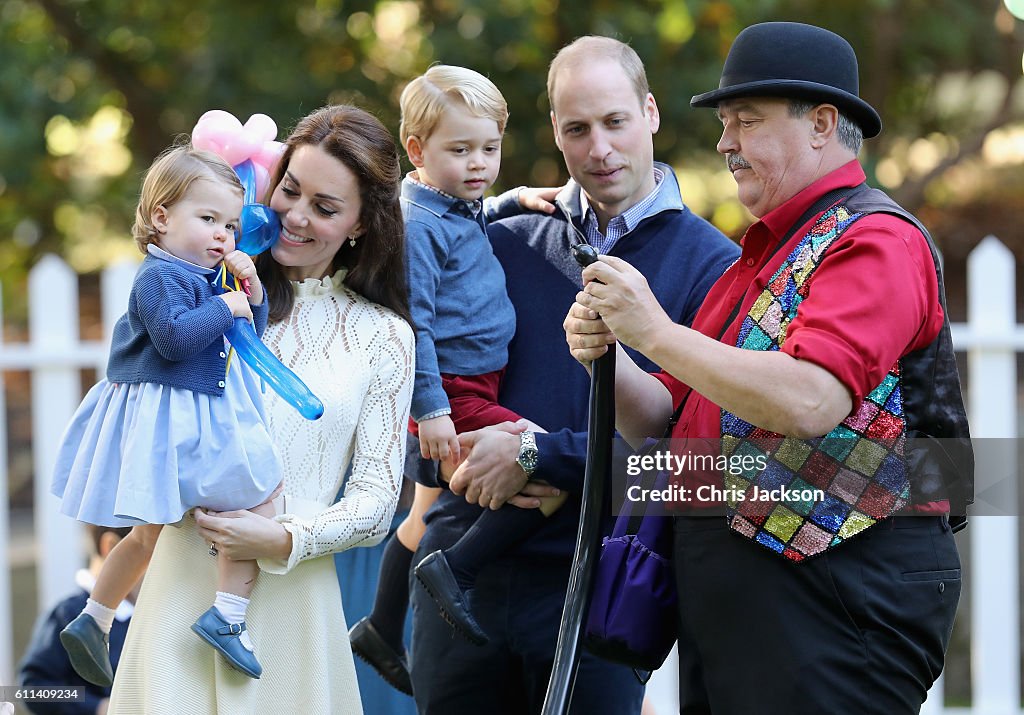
[1,237,1023,713]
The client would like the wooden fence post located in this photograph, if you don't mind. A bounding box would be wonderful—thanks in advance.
[968,236,1019,714]
[28,256,84,612]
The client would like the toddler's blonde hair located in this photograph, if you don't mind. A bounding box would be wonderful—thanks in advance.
[132,141,243,254]
[399,65,508,146]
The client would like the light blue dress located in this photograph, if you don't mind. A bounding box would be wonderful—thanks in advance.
[51,249,281,527]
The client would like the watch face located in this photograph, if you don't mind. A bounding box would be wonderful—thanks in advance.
[519,449,539,473]
[517,432,539,474]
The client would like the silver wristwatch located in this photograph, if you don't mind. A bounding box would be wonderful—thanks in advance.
[515,431,539,476]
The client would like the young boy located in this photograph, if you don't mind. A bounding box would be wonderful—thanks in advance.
[19,525,135,713]
[348,65,566,692]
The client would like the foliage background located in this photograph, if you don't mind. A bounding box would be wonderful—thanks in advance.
[1,0,1022,322]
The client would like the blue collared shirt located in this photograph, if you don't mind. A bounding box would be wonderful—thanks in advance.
[579,166,666,254]
[554,162,684,249]
[406,172,483,218]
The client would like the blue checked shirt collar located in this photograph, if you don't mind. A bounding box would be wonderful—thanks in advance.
[575,165,671,254]
[403,172,483,218]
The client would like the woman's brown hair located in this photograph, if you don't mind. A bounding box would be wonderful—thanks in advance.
[257,105,410,325]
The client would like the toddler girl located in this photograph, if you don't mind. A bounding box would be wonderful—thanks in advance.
[52,143,282,685]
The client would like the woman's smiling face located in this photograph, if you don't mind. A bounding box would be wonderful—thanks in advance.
[269,144,364,281]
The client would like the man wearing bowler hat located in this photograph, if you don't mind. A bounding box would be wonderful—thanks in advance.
[563,22,972,713]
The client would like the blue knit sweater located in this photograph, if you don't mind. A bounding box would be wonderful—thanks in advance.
[420,164,741,560]
[106,250,269,396]
[402,178,519,421]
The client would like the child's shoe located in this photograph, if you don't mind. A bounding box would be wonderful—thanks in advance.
[191,606,262,679]
[349,617,413,695]
[414,550,488,645]
[60,613,113,687]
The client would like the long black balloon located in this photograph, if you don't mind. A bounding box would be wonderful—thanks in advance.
[541,243,616,715]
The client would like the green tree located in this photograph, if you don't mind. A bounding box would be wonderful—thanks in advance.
[2,0,1022,318]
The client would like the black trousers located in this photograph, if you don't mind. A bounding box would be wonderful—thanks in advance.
[674,515,961,715]
[409,551,645,715]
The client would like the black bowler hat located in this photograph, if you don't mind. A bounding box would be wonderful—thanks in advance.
[690,22,882,138]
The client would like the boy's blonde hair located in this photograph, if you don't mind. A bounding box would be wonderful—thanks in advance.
[131,141,244,254]
[399,65,509,146]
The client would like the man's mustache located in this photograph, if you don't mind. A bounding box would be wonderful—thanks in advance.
[727,154,752,172]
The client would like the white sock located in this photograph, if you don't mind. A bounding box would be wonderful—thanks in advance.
[214,592,253,651]
[83,598,116,635]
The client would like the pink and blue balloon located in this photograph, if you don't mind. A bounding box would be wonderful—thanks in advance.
[195,110,324,421]
[191,111,286,255]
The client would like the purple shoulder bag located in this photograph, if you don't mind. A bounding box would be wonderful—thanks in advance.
[583,472,677,679]
[584,389,692,680]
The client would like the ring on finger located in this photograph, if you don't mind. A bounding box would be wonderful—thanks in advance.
[209,542,219,556]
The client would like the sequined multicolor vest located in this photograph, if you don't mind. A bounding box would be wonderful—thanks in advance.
[720,187,973,562]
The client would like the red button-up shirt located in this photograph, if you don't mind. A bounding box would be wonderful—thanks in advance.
[655,160,947,512]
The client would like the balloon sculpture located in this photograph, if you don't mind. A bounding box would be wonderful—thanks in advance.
[192,110,325,421]
[192,110,285,254]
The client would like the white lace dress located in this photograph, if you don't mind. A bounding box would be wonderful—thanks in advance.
[109,271,414,714]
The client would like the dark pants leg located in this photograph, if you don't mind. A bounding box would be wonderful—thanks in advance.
[674,515,961,715]
[410,546,644,715]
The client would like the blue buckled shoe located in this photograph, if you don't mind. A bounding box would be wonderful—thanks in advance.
[60,613,113,687]
[414,550,488,646]
[191,606,262,679]
[348,616,413,695]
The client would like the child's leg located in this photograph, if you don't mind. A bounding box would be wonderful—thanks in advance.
[442,487,569,590]
[214,497,278,599]
[368,484,440,647]
[209,499,277,652]
[414,488,569,645]
[61,523,161,687]
[395,483,439,550]
[89,523,162,618]
[189,495,278,679]
[350,484,439,693]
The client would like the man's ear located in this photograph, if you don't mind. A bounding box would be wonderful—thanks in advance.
[550,111,562,151]
[405,135,425,168]
[645,93,661,135]
[809,104,839,149]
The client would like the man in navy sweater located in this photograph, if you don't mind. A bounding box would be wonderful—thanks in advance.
[408,36,739,714]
